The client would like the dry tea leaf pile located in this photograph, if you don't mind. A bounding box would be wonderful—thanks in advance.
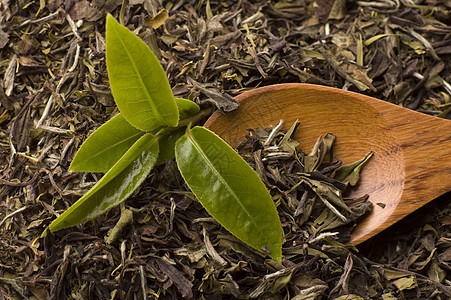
[21,121,450,299]
[236,120,374,246]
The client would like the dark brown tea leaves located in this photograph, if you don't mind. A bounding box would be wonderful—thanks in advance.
[237,121,373,244]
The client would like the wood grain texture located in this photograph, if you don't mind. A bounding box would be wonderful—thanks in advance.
[204,83,451,245]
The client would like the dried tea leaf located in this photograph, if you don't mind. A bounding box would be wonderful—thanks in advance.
[364,34,391,46]
[203,225,227,266]
[381,293,397,300]
[68,0,89,20]
[412,247,436,270]
[160,34,178,45]
[334,295,364,300]
[313,208,347,233]
[334,151,373,186]
[328,0,346,20]
[189,79,239,112]
[304,133,336,172]
[303,177,351,222]
[174,244,207,263]
[427,260,446,283]
[249,268,294,298]
[145,9,169,29]
[277,119,299,154]
[0,84,13,110]
[3,54,16,96]
[357,33,364,66]
[292,274,327,289]
[155,257,193,298]
[104,207,133,244]
[291,285,328,300]
[218,235,266,261]
[392,276,417,291]
[380,268,412,280]
[0,27,9,49]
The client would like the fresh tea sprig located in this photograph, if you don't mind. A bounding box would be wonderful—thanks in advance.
[46,14,283,262]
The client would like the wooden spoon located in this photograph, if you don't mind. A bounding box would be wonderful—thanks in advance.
[204,83,451,245]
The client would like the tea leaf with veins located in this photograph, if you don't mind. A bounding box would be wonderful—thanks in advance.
[48,15,284,262]
[106,14,179,131]
[48,134,159,233]
[69,113,144,173]
[70,98,200,172]
[175,126,283,262]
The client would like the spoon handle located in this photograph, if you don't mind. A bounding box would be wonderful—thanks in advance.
[351,100,451,244]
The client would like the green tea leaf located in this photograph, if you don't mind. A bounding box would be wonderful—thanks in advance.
[175,126,283,262]
[69,113,144,173]
[334,151,373,186]
[157,127,188,164]
[175,98,200,120]
[156,98,200,164]
[48,133,159,232]
[106,14,178,131]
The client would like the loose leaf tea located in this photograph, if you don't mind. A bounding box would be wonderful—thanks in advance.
[335,151,374,186]
[3,2,451,299]
[237,121,374,242]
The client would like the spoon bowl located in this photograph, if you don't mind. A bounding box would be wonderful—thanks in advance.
[204,83,451,245]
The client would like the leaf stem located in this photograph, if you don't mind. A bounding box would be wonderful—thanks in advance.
[155,107,214,137]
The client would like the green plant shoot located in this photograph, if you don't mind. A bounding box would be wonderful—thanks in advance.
[47,14,283,262]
